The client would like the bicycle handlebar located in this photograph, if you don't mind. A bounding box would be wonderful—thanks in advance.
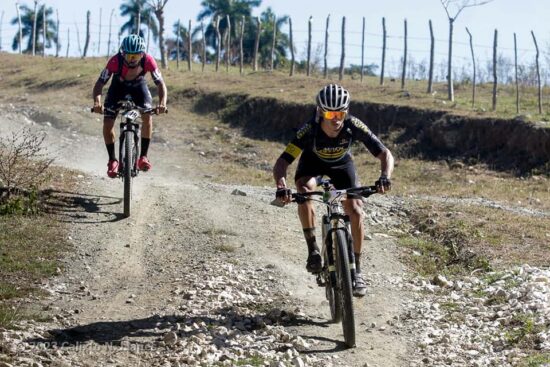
[90,105,168,115]
[290,185,378,203]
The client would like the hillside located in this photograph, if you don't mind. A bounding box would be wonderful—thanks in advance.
[0,53,549,366]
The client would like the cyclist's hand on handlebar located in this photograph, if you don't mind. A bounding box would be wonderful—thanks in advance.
[375,175,392,194]
[155,105,167,115]
[275,187,292,205]
[91,104,103,114]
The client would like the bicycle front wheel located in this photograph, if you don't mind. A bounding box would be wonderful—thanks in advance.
[123,131,133,218]
[323,222,342,323]
[334,228,355,348]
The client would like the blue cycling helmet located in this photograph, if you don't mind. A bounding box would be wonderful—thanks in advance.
[121,34,146,54]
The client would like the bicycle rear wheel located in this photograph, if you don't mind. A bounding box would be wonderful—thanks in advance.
[334,228,355,347]
[123,131,133,218]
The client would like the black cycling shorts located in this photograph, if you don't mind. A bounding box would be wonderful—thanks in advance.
[295,152,358,189]
[103,77,153,119]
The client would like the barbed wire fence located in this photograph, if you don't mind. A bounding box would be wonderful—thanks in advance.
[1,7,550,113]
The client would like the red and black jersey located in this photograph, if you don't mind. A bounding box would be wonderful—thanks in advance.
[97,53,163,85]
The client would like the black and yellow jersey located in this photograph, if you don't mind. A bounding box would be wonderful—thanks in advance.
[280,115,386,164]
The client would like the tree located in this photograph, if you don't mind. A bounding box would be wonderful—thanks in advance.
[195,0,261,61]
[120,0,158,41]
[440,0,493,101]
[255,8,289,69]
[10,3,57,54]
[167,21,203,61]
[147,0,169,68]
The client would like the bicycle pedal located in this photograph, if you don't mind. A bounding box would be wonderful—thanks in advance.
[316,274,326,287]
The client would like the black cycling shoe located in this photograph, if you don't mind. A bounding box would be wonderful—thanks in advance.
[306,250,322,273]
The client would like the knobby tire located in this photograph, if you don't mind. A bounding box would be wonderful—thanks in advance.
[335,228,355,348]
[323,223,342,323]
[123,131,133,218]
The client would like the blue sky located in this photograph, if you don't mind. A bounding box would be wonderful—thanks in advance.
[1,0,548,79]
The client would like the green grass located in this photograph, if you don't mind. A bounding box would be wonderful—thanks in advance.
[0,214,69,328]
[505,313,546,349]
[519,353,550,367]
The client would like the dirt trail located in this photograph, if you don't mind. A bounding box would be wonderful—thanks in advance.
[1,103,412,366]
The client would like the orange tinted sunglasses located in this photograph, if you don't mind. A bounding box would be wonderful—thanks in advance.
[124,53,143,62]
[322,110,346,120]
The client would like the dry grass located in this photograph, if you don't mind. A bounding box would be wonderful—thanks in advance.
[1,53,550,123]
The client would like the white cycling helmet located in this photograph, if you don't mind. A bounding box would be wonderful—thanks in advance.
[316,84,350,111]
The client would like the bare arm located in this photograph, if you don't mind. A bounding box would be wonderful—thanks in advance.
[273,157,290,188]
[92,80,105,113]
[156,80,168,107]
[377,148,394,178]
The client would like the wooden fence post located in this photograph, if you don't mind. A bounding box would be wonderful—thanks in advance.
[427,20,434,93]
[188,19,192,71]
[307,16,312,76]
[201,22,206,72]
[42,5,46,56]
[361,17,365,82]
[401,18,407,89]
[55,9,60,57]
[0,11,3,52]
[107,9,114,56]
[531,30,542,114]
[339,16,345,81]
[270,15,276,70]
[289,17,295,76]
[146,14,151,52]
[215,16,221,72]
[32,0,38,55]
[380,17,386,85]
[492,29,497,112]
[136,5,141,34]
[226,15,231,72]
[239,16,244,75]
[98,8,102,55]
[466,27,476,108]
[324,14,330,78]
[66,27,70,58]
[514,33,519,114]
[75,23,81,56]
[176,19,180,69]
[16,3,22,54]
[83,10,91,58]
[253,17,261,71]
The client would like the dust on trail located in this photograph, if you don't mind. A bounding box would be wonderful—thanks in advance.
[1,103,412,366]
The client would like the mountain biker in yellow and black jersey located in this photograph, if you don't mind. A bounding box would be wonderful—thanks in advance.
[91,34,167,178]
[273,84,394,297]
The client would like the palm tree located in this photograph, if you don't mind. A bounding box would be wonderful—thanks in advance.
[11,4,57,54]
[196,0,261,51]
[256,8,289,68]
[119,0,158,41]
[167,21,208,62]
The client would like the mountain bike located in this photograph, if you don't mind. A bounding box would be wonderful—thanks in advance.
[288,179,378,348]
[92,96,164,218]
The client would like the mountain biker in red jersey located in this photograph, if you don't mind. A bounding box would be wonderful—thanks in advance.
[91,34,167,178]
[273,84,394,297]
